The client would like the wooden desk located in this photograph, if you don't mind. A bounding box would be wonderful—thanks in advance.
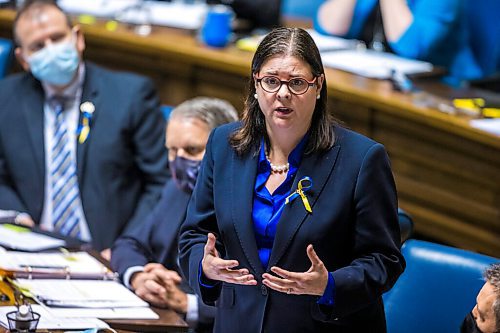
[0,9,498,256]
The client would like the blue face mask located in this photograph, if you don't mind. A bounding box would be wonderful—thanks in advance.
[27,39,79,86]
[169,156,201,194]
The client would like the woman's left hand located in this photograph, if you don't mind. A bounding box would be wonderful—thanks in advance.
[262,244,328,296]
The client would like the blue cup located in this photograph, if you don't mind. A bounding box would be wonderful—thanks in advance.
[201,5,233,48]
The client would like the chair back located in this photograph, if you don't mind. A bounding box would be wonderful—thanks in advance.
[384,240,498,333]
[0,38,14,79]
[397,208,413,244]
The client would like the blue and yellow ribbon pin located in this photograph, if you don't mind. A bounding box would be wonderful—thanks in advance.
[78,101,95,144]
[285,176,313,213]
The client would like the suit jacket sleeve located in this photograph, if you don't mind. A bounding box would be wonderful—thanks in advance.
[179,128,224,305]
[0,111,28,213]
[313,143,404,321]
[110,205,160,279]
[121,77,168,235]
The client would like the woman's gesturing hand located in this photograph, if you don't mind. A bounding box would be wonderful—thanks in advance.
[262,244,329,296]
[202,233,257,285]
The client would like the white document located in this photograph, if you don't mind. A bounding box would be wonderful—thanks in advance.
[59,0,208,30]
[470,118,500,136]
[0,305,109,330]
[0,251,109,275]
[16,279,149,308]
[58,0,140,18]
[145,1,208,30]
[47,306,159,320]
[307,30,358,52]
[0,224,65,251]
[321,49,433,79]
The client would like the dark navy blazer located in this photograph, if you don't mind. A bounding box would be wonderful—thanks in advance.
[0,62,169,250]
[111,179,215,332]
[179,123,405,333]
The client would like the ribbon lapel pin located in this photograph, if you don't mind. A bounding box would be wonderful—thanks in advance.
[285,176,313,213]
[78,101,95,144]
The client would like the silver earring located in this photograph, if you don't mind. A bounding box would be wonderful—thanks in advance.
[254,93,258,99]
[316,94,320,100]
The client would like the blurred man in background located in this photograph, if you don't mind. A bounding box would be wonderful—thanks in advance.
[461,263,500,333]
[0,0,168,256]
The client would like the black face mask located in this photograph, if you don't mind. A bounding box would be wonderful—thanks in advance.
[461,311,483,333]
[169,156,201,194]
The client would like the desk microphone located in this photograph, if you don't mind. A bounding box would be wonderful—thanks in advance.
[6,304,40,332]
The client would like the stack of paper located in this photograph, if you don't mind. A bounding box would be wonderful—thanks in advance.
[59,0,209,30]
[58,0,140,18]
[145,1,208,30]
[13,279,159,320]
[321,49,433,79]
[237,29,357,53]
[307,30,358,52]
[0,224,65,251]
[470,119,500,136]
[0,250,115,279]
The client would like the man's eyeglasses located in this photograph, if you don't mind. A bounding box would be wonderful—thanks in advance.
[255,76,317,95]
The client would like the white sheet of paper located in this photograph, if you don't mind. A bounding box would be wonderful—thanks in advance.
[58,0,140,17]
[0,224,65,251]
[0,251,108,274]
[15,279,148,308]
[470,118,500,136]
[146,1,208,30]
[307,30,357,52]
[321,49,433,79]
[59,0,208,30]
[0,305,109,330]
[47,306,159,319]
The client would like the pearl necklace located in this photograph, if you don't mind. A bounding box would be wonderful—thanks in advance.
[265,152,289,174]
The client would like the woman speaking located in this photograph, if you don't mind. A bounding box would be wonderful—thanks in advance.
[179,27,405,332]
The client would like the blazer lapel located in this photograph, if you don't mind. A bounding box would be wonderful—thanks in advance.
[76,63,99,183]
[230,150,265,277]
[21,79,45,184]
[267,144,341,270]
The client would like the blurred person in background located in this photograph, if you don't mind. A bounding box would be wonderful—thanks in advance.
[461,263,500,333]
[0,0,168,258]
[111,97,238,333]
[317,0,483,86]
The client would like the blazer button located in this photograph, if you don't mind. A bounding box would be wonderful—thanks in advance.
[261,285,268,296]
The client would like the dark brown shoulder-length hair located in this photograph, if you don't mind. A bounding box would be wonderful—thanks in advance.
[229,27,336,156]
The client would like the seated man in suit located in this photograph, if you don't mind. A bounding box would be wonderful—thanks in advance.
[461,263,500,333]
[111,97,238,332]
[0,0,169,256]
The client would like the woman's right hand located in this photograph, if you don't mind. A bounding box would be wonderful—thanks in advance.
[202,233,257,285]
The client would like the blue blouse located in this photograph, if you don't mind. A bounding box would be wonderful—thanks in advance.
[252,137,335,306]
